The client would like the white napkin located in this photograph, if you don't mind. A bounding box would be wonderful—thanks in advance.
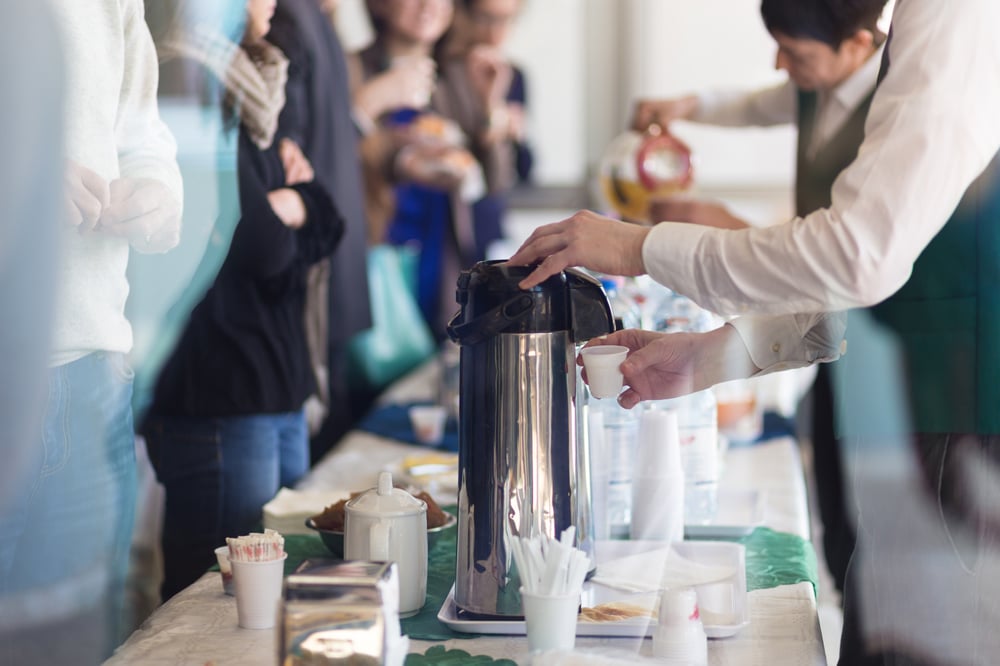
[591,546,736,593]
[262,487,350,535]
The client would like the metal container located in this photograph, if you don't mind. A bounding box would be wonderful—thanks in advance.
[278,559,400,666]
[447,262,614,617]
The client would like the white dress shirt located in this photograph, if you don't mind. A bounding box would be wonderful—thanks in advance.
[643,0,1000,373]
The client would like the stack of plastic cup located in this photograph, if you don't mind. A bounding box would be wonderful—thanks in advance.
[653,587,708,664]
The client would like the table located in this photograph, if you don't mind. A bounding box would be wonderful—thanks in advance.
[107,362,828,665]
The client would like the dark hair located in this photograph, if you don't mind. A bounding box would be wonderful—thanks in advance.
[760,0,887,50]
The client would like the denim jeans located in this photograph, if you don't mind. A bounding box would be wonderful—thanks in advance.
[145,410,308,600]
[0,351,136,664]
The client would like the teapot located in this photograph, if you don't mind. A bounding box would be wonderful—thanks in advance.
[597,124,693,222]
[344,471,428,617]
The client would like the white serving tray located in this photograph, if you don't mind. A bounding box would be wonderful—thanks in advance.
[438,540,749,639]
[684,489,765,539]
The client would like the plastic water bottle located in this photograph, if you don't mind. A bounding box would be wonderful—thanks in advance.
[600,277,641,331]
[659,390,719,525]
[590,397,640,538]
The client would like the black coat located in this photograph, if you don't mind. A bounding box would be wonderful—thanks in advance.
[148,128,344,417]
[269,0,372,343]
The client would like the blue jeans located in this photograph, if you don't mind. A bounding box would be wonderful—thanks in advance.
[0,352,136,664]
[145,411,308,600]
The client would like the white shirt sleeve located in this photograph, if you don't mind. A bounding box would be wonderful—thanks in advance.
[643,0,1000,361]
[114,0,184,203]
[693,80,797,128]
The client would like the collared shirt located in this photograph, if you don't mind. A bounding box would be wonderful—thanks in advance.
[643,0,1000,373]
[693,44,885,158]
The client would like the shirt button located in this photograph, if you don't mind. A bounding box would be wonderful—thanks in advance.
[771,342,781,354]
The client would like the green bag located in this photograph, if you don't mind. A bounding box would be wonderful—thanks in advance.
[347,244,435,392]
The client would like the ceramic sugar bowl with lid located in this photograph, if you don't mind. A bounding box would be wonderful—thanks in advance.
[344,471,428,616]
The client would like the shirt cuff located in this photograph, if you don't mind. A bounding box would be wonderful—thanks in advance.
[728,313,847,376]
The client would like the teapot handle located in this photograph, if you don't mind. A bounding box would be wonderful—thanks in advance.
[370,519,391,561]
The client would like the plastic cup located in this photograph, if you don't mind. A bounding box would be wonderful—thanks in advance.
[520,588,579,652]
[409,405,447,445]
[214,545,234,596]
[580,345,629,399]
[230,553,288,629]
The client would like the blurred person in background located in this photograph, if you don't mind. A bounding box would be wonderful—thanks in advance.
[0,0,183,662]
[437,0,534,261]
[142,0,345,601]
[0,0,66,662]
[636,0,889,597]
[351,0,482,339]
[509,0,1000,662]
[268,0,374,460]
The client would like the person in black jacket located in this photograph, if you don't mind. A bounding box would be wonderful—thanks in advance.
[143,0,344,601]
[268,0,373,461]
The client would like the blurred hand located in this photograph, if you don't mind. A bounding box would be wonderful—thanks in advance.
[395,143,476,191]
[630,95,699,132]
[506,210,650,290]
[583,325,758,409]
[64,161,110,232]
[582,330,697,408]
[354,56,436,120]
[506,103,526,142]
[268,188,307,229]
[649,197,749,230]
[279,139,314,185]
[466,44,513,107]
[98,177,181,253]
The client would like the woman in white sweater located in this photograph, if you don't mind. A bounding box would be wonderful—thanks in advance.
[0,1,182,662]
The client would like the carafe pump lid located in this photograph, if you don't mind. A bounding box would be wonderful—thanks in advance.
[447,261,615,345]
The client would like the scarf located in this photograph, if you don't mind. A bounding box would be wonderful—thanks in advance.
[159,24,288,149]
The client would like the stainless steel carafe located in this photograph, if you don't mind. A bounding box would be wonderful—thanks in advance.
[447,261,615,617]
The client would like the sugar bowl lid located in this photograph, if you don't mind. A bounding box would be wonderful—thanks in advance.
[346,471,427,517]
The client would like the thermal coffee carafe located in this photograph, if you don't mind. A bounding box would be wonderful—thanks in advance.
[447,261,615,617]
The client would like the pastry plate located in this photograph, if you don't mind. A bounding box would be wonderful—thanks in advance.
[684,489,765,538]
[438,540,749,639]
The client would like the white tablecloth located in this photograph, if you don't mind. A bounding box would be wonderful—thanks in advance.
[108,361,827,665]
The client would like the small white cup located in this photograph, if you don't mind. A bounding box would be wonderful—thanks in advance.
[214,545,234,596]
[409,405,448,445]
[230,553,287,629]
[580,345,629,399]
[520,588,579,653]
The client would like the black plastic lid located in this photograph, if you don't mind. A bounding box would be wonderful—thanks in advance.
[447,261,614,345]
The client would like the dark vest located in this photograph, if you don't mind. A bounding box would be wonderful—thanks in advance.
[854,33,1000,433]
[868,152,1000,433]
[795,89,875,217]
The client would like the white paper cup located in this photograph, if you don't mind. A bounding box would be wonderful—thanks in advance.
[214,545,234,596]
[580,345,629,399]
[520,588,579,652]
[409,405,447,445]
[230,553,287,629]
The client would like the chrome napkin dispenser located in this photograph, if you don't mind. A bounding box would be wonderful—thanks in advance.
[278,559,403,666]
